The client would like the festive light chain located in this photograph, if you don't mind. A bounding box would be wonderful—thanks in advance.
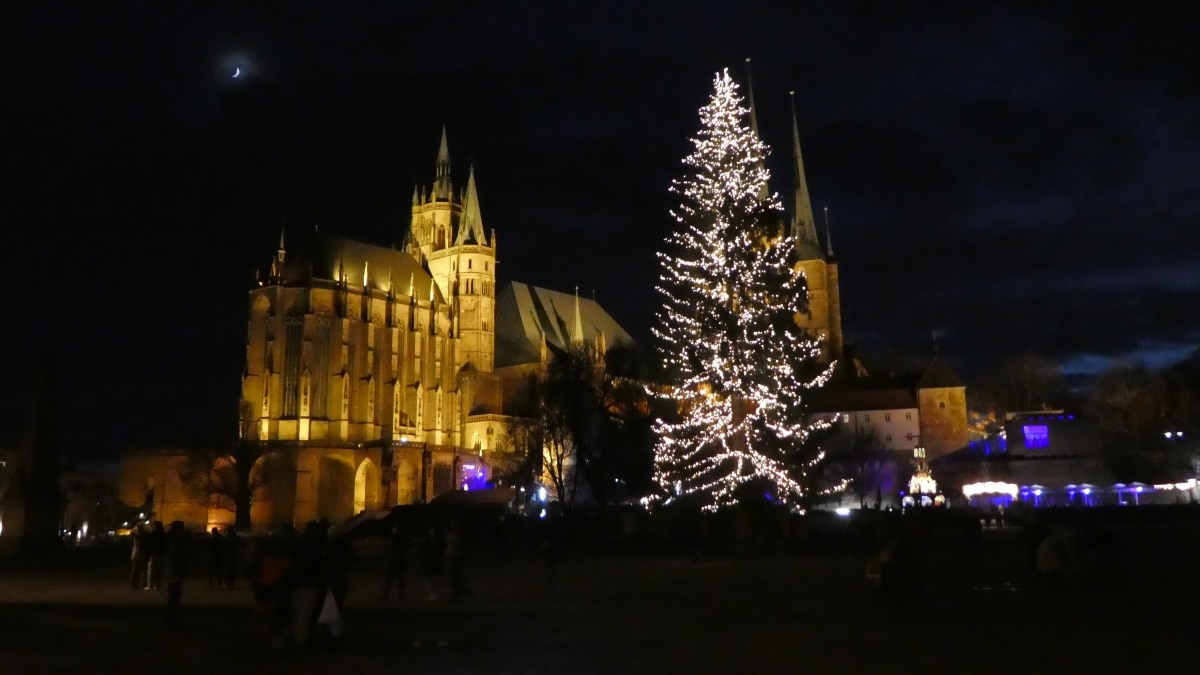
[651,69,838,511]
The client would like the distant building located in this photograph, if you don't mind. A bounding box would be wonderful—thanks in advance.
[933,411,1199,507]
[117,129,635,531]
[812,354,970,460]
[1,451,118,543]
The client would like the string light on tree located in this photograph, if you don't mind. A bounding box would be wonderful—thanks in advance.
[652,69,840,511]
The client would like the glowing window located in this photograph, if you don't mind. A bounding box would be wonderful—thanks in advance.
[1023,425,1049,449]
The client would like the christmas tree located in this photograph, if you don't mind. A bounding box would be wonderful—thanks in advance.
[653,69,837,510]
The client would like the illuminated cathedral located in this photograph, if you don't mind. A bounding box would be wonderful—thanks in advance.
[119,128,633,530]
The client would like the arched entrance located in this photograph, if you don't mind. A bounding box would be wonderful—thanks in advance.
[396,459,419,505]
[248,452,296,530]
[318,456,354,522]
[354,458,380,514]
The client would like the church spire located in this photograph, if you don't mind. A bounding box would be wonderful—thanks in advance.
[454,164,488,246]
[571,286,584,344]
[789,90,818,250]
[744,58,770,201]
[823,207,835,259]
[270,219,287,280]
[433,125,452,201]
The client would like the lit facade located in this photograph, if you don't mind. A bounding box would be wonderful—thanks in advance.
[118,129,636,531]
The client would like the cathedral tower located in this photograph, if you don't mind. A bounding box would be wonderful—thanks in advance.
[787,91,843,363]
[408,128,497,372]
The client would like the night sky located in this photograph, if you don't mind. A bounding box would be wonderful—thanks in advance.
[5,2,1198,459]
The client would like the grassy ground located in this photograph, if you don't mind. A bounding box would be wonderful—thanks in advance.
[2,522,1199,674]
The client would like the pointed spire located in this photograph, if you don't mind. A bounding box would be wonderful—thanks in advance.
[411,185,419,207]
[387,266,394,297]
[363,260,369,288]
[455,164,487,246]
[823,207,835,258]
[571,286,584,344]
[433,125,452,201]
[789,90,818,250]
[271,219,287,280]
[409,272,415,298]
[743,58,771,203]
[745,58,762,139]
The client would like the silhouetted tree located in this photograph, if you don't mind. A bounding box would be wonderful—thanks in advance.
[177,400,271,530]
[824,425,893,507]
[976,353,1067,413]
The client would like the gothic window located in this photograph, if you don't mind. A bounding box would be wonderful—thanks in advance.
[863,413,871,423]
[282,316,303,417]
[886,433,893,442]
[485,261,489,271]
[885,413,891,422]
[366,376,376,424]
[261,377,271,418]
[939,401,946,409]
[312,320,331,418]
[436,388,443,430]
[468,259,473,270]
[905,412,912,422]
[415,383,424,431]
[300,368,312,417]
[341,374,350,420]
[393,380,403,432]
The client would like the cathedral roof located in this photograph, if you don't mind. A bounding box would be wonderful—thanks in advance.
[276,229,443,303]
[917,355,966,389]
[809,387,918,413]
[494,282,635,368]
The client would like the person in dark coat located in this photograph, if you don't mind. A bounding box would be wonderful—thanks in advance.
[130,523,149,590]
[163,521,190,630]
[380,521,411,602]
[420,525,444,601]
[206,527,225,587]
[290,521,327,648]
[146,521,166,590]
[222,526,240,588]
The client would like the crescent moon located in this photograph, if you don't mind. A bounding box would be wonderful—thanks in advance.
[233,67,241,78]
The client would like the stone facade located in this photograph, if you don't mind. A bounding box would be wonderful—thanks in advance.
[117,129,639,532]
[793,256,842,363]
[917,385,969,460]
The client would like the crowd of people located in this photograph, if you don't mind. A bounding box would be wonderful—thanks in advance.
[125,516,488,649]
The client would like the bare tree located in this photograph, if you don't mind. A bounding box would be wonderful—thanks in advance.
[824,424,893,507]
[177,400,271,530]
[977,353,1067,413]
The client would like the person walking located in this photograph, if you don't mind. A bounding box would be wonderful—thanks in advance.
[129,523,149,590]
[163,521,190,630]
[145,521,166,590]
[420,525,444,601]
[380,520,411,602]
[206,527,225,587]
[222,525,240,588]
[290,521,326,649]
